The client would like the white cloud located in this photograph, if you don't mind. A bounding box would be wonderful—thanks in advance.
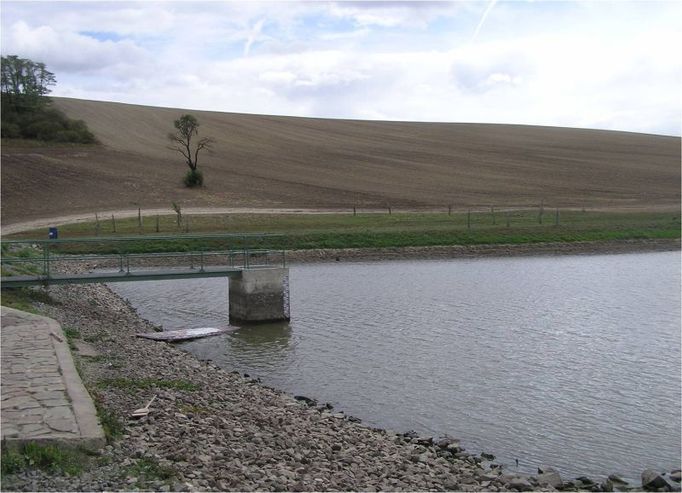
[0,1,679,135]
[2,21,149,75]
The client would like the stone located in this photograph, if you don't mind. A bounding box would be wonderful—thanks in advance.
[481,452,495,461]
[538,465,559,475]
[416,436,433,446]
[642,470,668,491]
[671,471,682,482]
[508,477,534,491]
[609,474,629,485]
[537,471,563,489]
[294,395,317,407]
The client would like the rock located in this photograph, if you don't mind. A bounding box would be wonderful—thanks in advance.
[662,476,682,492]
[671,471,682,482]
[481,452,495,461]
[609,474,629,485]
[508,477,534,491]
[538,465,559,475]
[537,471,563,489]
[642,469,668,491]
[294,395,317,407]
[436,437,457,448]
[416,436,433,446]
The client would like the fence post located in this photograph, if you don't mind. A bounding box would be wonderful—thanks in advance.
[448,204,452,216]
[467,209,471,230]
[95,213,100,236]
[138,207,142,227]
[155,215,160,233]
[538,200,544,224]
[491,205,496,225]
[555,208,560,226]
[112,214,116,233]
[506,212,511,228]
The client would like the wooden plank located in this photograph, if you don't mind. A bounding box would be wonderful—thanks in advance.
[136,327,236,342]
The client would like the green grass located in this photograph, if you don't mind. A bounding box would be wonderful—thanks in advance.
[97,377,200,392]
[0,287,54,313]
[5,210,679,254]
[1,442,90,476]
[63,327,81,351]
[91,394,124,443]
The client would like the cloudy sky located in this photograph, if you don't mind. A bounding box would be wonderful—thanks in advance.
[1,1,680,135]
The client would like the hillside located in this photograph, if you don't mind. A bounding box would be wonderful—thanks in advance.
[1,97,680,225]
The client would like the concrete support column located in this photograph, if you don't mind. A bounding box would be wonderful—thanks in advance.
[229,268,290,323]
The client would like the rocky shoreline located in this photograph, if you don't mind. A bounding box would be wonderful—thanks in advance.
[2,277,681,491]
[285,238,680,264]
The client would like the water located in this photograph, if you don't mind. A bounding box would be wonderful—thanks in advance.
[108,251,681,480]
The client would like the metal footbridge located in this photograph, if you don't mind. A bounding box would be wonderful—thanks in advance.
[1,233,286,288]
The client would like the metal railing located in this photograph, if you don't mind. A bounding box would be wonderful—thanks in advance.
[1,233,286,285]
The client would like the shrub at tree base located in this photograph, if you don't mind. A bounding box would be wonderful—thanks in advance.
[183,169,203,187]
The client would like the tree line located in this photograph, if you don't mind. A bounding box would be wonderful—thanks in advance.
[1,55,97,143]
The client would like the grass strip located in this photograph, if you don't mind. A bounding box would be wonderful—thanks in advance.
[1,442,90,476]
[3,211,680,254]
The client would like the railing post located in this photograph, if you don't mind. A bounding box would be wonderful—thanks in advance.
[43,245,50,280]
[119,254,124,273]
[126,255,130,275]
[200,252,204,272]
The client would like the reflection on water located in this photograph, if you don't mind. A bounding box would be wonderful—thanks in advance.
[108,251,681,481]
[180,323,293,369]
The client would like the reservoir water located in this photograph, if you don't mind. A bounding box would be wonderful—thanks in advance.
[108,251,681,480]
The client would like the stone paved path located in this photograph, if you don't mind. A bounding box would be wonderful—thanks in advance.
[1,306,104,449]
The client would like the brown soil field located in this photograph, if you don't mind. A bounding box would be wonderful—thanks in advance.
[1,97,680,225]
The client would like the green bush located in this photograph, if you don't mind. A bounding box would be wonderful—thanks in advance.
[183,169,203,187]
[0,98,97,144]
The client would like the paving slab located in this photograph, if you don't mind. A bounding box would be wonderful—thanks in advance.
[1,306,105,450]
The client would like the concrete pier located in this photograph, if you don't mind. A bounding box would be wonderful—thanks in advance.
[229,268,290,323]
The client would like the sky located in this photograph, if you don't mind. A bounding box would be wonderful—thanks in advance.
[1,0,680,136]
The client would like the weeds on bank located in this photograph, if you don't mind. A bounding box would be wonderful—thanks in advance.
[92,396,124,443]
[125,457,175,482]
[97,377,200,392]
[63,326,81,351]
[178,403,210,415]
[0,287,55,313]
[1,441,90,476]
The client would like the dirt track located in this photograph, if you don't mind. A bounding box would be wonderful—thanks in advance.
[1,97,680,225]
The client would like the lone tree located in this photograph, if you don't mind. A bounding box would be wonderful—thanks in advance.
[168,114,212,187]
